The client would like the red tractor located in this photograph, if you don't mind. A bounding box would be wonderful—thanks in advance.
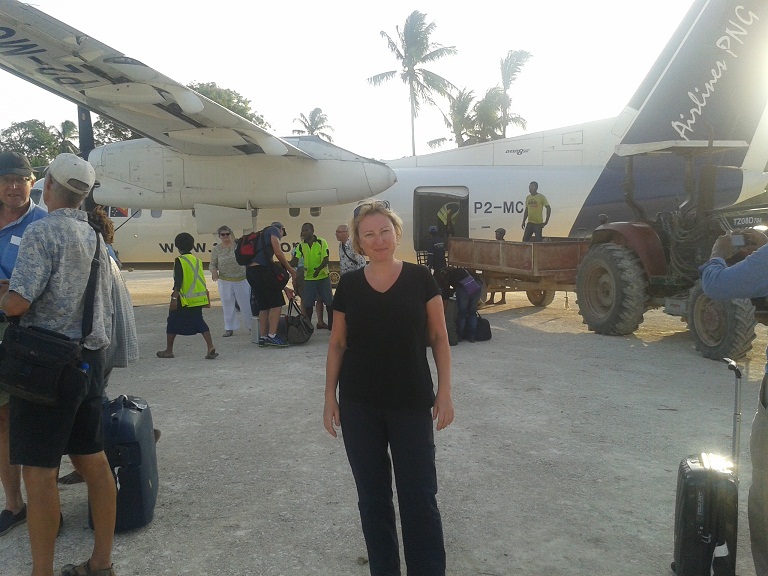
[575,140,765,360]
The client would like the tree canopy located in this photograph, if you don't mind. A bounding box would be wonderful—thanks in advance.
[189,81,271,129]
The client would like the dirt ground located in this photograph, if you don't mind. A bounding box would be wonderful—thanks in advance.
[2,270,766,576]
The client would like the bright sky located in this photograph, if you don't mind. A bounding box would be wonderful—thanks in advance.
[0,0,696,161]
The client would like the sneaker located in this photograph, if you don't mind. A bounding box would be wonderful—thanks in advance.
[0,504,27,536]
[265,335,288,348]
[257,337,267,348]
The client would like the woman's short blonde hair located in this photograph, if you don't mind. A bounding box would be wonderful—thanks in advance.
[350,200,403,255]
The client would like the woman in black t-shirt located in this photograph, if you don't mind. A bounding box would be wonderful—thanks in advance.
[324,201,454,576]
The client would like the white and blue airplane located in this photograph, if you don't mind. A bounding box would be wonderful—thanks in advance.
[3,0,768,272]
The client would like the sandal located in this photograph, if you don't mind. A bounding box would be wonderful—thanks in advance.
[156,350,174,359]
[205,349,219,360]
[60,559,115,576]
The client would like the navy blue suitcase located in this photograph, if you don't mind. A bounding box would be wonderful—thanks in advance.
[91,394,159,532]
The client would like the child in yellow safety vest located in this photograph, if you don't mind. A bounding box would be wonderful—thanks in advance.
[156,232,218,359]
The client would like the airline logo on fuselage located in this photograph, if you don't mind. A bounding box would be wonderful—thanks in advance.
[157,241,295,255]
[671,5,759,140]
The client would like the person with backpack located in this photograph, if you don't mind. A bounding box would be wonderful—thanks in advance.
[244,222,296,348]
[156,232,218,359]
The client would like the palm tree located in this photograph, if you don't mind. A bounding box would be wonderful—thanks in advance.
[368,10,457,156]
[51,120,79,154]
[430,88,475,149]
[292,108,335,142]
[469,87,506,143]
[499,50,531,137]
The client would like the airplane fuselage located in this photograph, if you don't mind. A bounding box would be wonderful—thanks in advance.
[90,136,396,210]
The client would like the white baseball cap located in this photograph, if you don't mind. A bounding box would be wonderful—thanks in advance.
[48,153,96,195]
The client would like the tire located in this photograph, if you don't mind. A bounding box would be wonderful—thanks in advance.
[576,243,648,335]
[526,289,556,307]
[329,267,341,289]
[687,281,755,360]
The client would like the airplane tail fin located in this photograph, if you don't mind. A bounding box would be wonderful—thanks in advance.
[571,0,768,234]
[614,0,768,153]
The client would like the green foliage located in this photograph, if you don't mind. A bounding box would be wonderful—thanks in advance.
[188,81,271,129]
[292,108,334,142]
[0,120,61,167]
[369,10,457,156]
[92,117,142,145]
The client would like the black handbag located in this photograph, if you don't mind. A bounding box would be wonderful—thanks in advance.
[0,231,101,405]
[285,298,314,344]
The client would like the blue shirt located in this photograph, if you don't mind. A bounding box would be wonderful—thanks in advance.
[0,200,47,280]
[699,244,768,371]
[253,226,281,266]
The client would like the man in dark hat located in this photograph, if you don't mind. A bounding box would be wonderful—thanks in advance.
[425,225,447,275]
[0,151,47,538]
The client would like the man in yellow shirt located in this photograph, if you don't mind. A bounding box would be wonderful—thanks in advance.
[294,223,333,329]
[521,181,551,242]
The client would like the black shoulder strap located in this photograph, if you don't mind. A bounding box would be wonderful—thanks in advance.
[340,241,352,261]
[80,229,101,344]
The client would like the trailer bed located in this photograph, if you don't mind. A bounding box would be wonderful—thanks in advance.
[447,237,590,296]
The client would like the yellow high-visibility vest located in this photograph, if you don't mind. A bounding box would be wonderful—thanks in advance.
[178,255,209,307]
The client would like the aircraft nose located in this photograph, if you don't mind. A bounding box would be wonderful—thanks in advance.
[364,161,397,196]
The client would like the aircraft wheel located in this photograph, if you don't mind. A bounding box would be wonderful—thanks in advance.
[576,243,648,335]
[687,281,755,360]
[526,289,556,307]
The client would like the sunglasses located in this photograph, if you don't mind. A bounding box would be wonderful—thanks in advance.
[353,200,390,218]
[219,232,231,237]
[0,175,32,186]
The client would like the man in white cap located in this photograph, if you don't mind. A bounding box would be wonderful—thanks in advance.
[0,151,47,538]
[0,153,118,576]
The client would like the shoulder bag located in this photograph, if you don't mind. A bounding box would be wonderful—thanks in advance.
[458,270,481,296]
[0,231,101,405]
[285,298,314,344]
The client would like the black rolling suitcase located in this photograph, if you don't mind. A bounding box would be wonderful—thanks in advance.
[671,359,742,576]
[91,394,159,532]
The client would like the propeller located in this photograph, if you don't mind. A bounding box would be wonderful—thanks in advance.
[77,105,98,211]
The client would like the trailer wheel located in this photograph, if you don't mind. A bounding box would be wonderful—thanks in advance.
[576,243,648,335]
[329,265,341,289]
[687,281,755,360]
[526,290,556,307]
[477,273,489,306]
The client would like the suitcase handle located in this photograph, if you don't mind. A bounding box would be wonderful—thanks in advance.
[723,358,741,379]
[722,358,742,479]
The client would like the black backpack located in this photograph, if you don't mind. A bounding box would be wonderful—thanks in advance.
[234,230,264,265]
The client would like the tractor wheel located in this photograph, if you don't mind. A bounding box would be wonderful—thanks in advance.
[687,281,755,360]
[576,243,648,335]
[526,289,556,307]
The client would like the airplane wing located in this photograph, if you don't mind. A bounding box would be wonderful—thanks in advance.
[0,0,313,159]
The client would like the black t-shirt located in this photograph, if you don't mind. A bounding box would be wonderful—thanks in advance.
[332,262,440,410]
